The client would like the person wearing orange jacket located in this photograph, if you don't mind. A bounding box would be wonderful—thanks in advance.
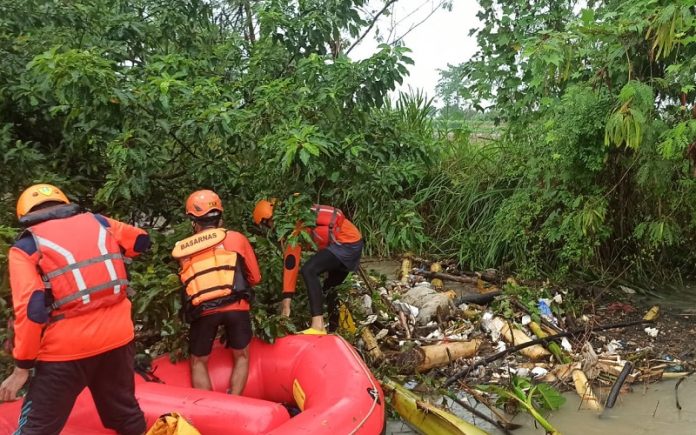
[252,200,363,334]
[0,184,151,435]
[173,190,261,394]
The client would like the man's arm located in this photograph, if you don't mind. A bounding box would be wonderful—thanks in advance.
[96,215,151,257]
[282,243,302,297]
[8,245,47,368]
[280,242,302,317]
[226,232,261,286]
[0,242,46,401]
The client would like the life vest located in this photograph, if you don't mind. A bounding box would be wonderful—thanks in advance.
[26,212,130,322]
[173,229,249,320]
[310,205,346,249]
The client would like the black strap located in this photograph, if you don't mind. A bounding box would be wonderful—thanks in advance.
[185,290,251,322]
[183,265,236,287]
[186,284,235,304]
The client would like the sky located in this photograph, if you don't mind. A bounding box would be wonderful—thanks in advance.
[349,0,482,105]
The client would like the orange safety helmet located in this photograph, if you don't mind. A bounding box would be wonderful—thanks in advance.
[252,199,275,226]
[17,184,70,219]
[186,190,223,218]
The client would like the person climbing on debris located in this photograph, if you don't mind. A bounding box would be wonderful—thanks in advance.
[173,190,260,394]
[0,184,151,435]
[252,198,363,334]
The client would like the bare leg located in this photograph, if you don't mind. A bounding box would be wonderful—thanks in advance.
[310,315,325,331]
[229,347,249,395]
[190,354,212,390]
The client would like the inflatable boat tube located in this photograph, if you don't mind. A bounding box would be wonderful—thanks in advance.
[0,334,385,434]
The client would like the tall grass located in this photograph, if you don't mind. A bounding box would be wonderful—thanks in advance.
[414,137,518,269]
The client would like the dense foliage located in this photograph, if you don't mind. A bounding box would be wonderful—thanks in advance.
[0,0,435,353]
[2,0,696,362]
[436,0,696,284]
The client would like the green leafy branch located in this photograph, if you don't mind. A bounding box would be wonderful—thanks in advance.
[478,376,565,434]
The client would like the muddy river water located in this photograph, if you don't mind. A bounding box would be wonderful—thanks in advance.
[361,260,696,434]
[387,377,696,434]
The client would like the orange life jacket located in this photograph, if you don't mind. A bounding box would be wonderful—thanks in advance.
[26,213,130,322]
[173,229,249,320]
[310,205,346,249]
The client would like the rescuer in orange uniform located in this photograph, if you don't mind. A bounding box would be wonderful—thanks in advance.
[252,199,363,334]
[173,190,261,394]
[0,184,151,435]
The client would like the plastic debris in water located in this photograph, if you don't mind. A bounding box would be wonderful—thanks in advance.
[531,367,548,379]
[644,327,659,338]
[538,299,553,316]
[605,339,624,354]
[494,341,507,352]
[561,337,573,352]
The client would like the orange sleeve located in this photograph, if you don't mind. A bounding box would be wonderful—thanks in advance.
[102,216,151,257]
[224,232,261,286]
[282,242,302,296]
[8,247,46,368]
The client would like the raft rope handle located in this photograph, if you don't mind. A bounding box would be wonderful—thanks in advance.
[336,336,380,434]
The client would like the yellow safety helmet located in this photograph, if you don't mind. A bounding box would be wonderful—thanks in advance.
[16,184,70,219]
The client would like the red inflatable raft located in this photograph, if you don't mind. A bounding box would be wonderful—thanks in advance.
[0,335,385,434]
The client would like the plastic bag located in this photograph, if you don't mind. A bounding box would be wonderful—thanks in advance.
[145,412,201,435]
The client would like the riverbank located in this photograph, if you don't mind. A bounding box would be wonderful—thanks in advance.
[358,257,695,434]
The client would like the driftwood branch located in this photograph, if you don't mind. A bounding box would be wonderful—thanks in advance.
[604,361,634,409]
[357,265,375,293]
[444,318,654,386]
[674,374,692,410]
[455,291,502,306]
[416,269,479,284]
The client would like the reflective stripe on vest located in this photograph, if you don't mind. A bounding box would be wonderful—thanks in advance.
[33,226,130,308]
[34,235,89,304]
[29,214,130,319]
[44,253,130,280]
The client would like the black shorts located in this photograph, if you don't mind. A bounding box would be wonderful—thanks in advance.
[15,342,145,435]
[189,310,252,356]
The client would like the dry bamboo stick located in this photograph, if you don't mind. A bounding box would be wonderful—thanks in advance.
[445,318,655,386]
[430,262,444,289]
[394,340,482,374]
[416,340,481,372]
[360,327,384,363]
[492,317,550,361]
[528,321,572,364]
[572,366,603,411]
[400,256,411,285]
